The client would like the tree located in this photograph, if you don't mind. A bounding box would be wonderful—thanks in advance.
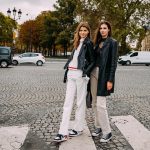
[54,0,77,57]
[0,12,16,46]
[75,0,100,34]
[18,11,59,56]
[19,20,34,51]
[76,0,150,55]
[37,11,60,56]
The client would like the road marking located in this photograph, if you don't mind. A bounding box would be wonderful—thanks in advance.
[117,68,150,71]
[59,121,96,150]
[0,125,29,150]
[111,115,150,150]
[46,62,66,64]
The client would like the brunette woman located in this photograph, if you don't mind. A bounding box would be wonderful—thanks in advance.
[90,21,118,142]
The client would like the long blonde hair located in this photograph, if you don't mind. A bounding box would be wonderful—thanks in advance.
[73,22,91,49]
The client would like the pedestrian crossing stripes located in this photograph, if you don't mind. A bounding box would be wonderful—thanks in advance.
[111,115,150,150]
[0,116,150,150]
[0,125,29,150]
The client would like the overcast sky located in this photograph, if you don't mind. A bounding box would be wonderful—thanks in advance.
[0,0,57,24]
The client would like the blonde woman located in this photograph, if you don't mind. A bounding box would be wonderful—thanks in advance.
[54,22,95,142]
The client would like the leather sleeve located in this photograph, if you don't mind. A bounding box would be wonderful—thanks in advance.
[108,40,118,82]
[83,41,95,76]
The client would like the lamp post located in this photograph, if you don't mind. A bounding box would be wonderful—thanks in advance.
[7,7,22,21]
[7,7,22,49]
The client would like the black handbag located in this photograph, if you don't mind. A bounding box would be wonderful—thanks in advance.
[86,80,92,108]
[86,90,92,108]
[63,68,68,83]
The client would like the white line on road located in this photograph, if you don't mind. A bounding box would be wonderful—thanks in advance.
[117,68,150,71]
[46,62,66,64]
[0,125,29,150]
[111,115,150,150]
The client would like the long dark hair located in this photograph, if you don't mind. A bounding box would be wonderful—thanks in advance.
[93,21,112,45]
[73,22,91,49]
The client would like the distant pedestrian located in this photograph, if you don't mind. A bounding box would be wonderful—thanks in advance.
[54,22,95,142]
[90,21,118,142]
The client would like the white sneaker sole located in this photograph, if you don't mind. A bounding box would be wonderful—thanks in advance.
[53,138,67,142]
[92,133,100,137]
[100,136,112,143]
[69,132,83,137]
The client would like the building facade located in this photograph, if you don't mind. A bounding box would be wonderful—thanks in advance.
[141,31,150,51]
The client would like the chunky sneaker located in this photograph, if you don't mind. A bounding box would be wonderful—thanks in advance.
[54,134,68,142]
[69,129,83,137]
[92,128,102,137]
[100,132,112,143]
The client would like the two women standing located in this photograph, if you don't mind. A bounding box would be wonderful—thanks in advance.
[54,21,118,143]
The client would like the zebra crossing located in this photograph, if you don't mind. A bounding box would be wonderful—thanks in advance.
[0,116,150,150]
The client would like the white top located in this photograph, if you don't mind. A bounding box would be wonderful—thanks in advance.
[69,38,85,70]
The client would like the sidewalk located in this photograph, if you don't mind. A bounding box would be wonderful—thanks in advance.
[45,57,67,62]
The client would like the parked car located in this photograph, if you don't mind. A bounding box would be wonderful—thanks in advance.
[0,46,12,68]
[118,51,150,66]
[12,52,45,66]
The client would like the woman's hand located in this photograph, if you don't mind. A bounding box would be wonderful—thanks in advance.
[107,81,113,90]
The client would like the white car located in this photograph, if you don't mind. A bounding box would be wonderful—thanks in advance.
[118,51,150,66]
[12,52,45,66]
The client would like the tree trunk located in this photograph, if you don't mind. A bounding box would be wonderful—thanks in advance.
[63,44,67,58]
[38,47,40,53]
[120,35,127,55]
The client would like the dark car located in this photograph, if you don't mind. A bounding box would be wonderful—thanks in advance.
[0,46,12,68]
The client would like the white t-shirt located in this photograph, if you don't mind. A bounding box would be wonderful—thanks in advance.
[69,38,85,70]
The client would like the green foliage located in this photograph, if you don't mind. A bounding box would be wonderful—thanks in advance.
[54,0,78,56]
[0,12,17,45]
[16,0,149,56]
[19,20,35,50]
[37,11,60,56]
[77,0,150,55]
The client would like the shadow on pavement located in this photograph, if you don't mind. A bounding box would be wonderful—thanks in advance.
[20,131,59,150]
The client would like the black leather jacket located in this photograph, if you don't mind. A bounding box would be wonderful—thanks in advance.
[63,37,95,82]
[94,37,118,96]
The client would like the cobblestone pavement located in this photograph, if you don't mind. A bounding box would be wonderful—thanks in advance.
[0,62,150,150]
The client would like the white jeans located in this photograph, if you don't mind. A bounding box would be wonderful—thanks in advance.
[59,70,89,135]
[90,67,111,135]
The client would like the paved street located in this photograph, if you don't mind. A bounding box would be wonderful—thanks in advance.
[0,61,150,150]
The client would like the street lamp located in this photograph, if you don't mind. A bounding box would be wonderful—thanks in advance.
[7,7,22,50]
[7,7,22,21]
